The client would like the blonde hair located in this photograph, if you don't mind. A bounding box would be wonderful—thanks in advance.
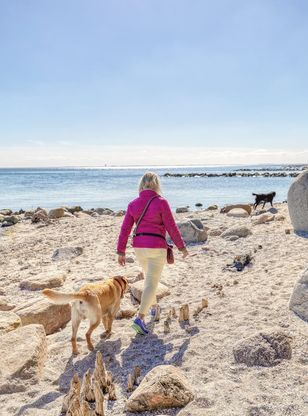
[138,172,162,194]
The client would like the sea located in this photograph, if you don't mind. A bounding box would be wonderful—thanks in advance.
[0,165,301,212]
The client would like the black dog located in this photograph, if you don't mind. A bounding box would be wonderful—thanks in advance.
[252,192,276,209]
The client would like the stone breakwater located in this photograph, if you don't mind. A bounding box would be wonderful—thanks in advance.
[163,171,301,178]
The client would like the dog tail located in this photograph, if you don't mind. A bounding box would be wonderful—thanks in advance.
[42,289,86,305]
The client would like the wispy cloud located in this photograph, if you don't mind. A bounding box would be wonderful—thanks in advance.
[0,145,307,167]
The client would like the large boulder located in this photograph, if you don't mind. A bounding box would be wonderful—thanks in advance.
[176,207,189,213]
[227,208,249,218]
[31,209,49,223]
[289,267,308,321]
[125,365,194,412]
[233,331,292,367]
[288,170,308,232]
[221,204,252,215]
[0,311,22,335]
[0,324,47,393]
[130,280,170,303]
[15,298,71,335]
[176,220,208,243]
[20,272,66,291]
[221,225,252,239]
[52,246,83,261]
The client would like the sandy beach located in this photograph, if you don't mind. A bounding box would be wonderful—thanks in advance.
[0,203,307,416]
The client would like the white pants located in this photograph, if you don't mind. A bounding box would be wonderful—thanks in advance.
[134,248,167,315]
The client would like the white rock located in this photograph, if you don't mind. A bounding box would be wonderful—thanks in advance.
[0,324,47,393]
[176,220,208,243]
[252,213,275,225]
[288,169,308,232]
[125,365,194,412]
[15,298,71,335]
[0,311,22,335]
[289,267,308,321]
[227,208,249,218]
[20,272,66,291]
[130,280,170,303]
[221,225,252,239]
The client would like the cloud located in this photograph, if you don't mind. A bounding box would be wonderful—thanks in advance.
[0,145,307,167]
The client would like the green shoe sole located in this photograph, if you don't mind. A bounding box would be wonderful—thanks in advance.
[131,322,147,335]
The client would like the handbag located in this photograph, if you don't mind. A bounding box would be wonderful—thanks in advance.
[133,196,174,264]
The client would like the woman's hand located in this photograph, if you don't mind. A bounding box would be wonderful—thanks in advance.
[181,247,189,258]
[118,254,126,266]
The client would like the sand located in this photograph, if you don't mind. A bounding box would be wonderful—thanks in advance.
[0,203,307,416]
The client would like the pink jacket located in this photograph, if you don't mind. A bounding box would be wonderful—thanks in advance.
[117,189,185,254]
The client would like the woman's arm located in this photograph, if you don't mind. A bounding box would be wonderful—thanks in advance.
[161,199,186,250]
[117,204,134,255]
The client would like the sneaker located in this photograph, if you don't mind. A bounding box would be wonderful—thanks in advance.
[131,317,149,335]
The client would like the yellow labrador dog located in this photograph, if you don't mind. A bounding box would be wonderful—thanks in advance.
[43,276,128,355]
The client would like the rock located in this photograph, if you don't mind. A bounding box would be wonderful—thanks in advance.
[0,209,12,216]
[3,215,19,225]
[52,246,83,261]
[66,205,83,214]
[274,214,286,221]
[63,211,74,218]
[126,267,144,284]
[233,331,292,367]
[221,225,252,239]
[285,228,292,235]
[20,272,66,291]
[289,267,308,321]
[176,220,208,243]
[0,214,4,222]
[48,207,65,219]
[130,280,170,303]
[195,203,203,207]
[176,207,189,213]
[208,227,226,237]
[221,204,252,215]
[0,288,5,295]
[0,311,22,334]
[0,324,47,393]
[189,219,204,229]
[0,298,16,311]
[126,256,135,264]
[95,208,114,215]
[15,298,71,335]
[288,169,308,232]
[252,213,275,225]
[114,209,126,216]
[32,209,49,223]
[125,365,194,412]
[206,204,218,210]
[227,208,249,218]
[226,235,239,241]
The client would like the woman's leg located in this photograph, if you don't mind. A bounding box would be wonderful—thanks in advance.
[138,249,166,318]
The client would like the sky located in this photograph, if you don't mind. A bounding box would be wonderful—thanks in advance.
[0,0,308,167]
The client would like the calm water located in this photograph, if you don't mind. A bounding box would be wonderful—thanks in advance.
[0,165,295,211]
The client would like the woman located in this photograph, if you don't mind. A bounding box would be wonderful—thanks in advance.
[117,172,188,335]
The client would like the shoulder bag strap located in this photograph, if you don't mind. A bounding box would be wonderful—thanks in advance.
[133,195,158,237]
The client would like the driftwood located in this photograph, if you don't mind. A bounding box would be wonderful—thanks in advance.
[154,304,161,321]
[127,374,134,392]
[94,381,105,416]
[179,304,190,322]
[63,373,81,413]
[108,382,117,401]
[94,351,107,393]
[164,320,171,333]
[81,399,95,416]
[81,369,95,402]
[193,298,209,317]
